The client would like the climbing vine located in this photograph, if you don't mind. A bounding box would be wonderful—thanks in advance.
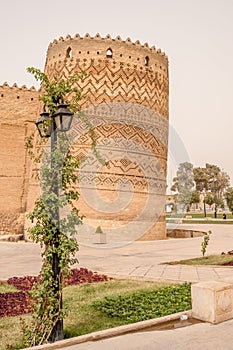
[22,68,88,346]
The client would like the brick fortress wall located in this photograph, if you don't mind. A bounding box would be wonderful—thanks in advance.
[41,33,169,242]
[0,83,39,238]
[0,33,169,241]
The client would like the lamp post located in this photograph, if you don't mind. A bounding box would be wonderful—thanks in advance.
[35,103,74,342]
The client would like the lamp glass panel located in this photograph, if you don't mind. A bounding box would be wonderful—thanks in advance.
[54,114,73,131]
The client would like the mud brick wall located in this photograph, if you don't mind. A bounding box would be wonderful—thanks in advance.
[1,34,169,241]
[0,83,39,236]
[41,34,169,241]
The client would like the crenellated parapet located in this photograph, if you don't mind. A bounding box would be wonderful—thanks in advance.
[46,33,168,68]
[45,33,169,119]
[0,82,39,124]
[0,82,37,90]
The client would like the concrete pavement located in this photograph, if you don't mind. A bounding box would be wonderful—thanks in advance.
[1,224,233,283]
[1,223,233,350]
[59,319,233,350]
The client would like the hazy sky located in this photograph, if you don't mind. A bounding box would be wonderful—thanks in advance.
[1,0,233,188]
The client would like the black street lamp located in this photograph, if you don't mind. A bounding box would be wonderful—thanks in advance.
[52,103,74,132]
[35,109,51,138]
[35,103,74,342]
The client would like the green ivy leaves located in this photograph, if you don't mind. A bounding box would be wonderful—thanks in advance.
[24,69,85,346]
[92,283,192,323]
[27,67,86,114]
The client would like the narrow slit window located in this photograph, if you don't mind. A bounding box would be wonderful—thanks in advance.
[66,47,72,59]
[106,48,113,58]
[145,56,149,66]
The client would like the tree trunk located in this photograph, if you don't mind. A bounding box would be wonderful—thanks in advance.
[203,199,206,217]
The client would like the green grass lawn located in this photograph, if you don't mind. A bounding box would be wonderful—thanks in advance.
[0,280,191,350]
[181,220,233,224]
[166,213,233,219]
[163,254,233,266]
[166,212,233,224]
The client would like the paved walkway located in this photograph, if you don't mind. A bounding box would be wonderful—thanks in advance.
[1,224,233,283]
[62,319,233,350]
[1,224,233,349]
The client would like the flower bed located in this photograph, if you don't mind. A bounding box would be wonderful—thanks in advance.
[0,268,110,318]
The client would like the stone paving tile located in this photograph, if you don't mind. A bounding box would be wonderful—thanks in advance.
[179,266,199,283]
[129,265,154,277]
[159,265,181,280]
[179,276,199,283]
[171,272,198,283]
[213,268,233,280]
[196,267,221,281]
[144,265,167,278]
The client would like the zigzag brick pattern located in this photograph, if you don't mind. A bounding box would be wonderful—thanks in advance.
[43,34,169,241]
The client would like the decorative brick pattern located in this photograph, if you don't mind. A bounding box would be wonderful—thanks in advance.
[0,34,169,241]
[43,34,169,241]
[45,34,169,118]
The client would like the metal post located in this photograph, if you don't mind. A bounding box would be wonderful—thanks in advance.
[50,119,63,342]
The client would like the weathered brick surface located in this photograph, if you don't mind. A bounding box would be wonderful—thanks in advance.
[1,34,169,241]
[0,84,39,237]
[45,34,169,118]
[0,83,39,123]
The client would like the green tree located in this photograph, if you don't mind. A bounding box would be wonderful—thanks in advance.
[194,164,230,217]
[193,167,209,217]
[225,187,233,214]
[204,192,215,208]
[205,163,229,217]
[205,163,229,194]
[27,67,84,114]
[171,162,194,212]
[193,167,209,192]
[23,68,96,346]
[189,190,200,211]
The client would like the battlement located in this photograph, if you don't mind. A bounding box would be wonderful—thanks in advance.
[49,33,167,58]
[0,82,37,91]
[45,33,168,76]
[0,82,39,124]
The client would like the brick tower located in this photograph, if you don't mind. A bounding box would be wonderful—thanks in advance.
[0,33,169,242]
[43,33,169,243]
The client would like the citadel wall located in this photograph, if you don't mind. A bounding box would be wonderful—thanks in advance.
[0,33,169,242]
[41,34,169,242]
[0,83,39,237]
